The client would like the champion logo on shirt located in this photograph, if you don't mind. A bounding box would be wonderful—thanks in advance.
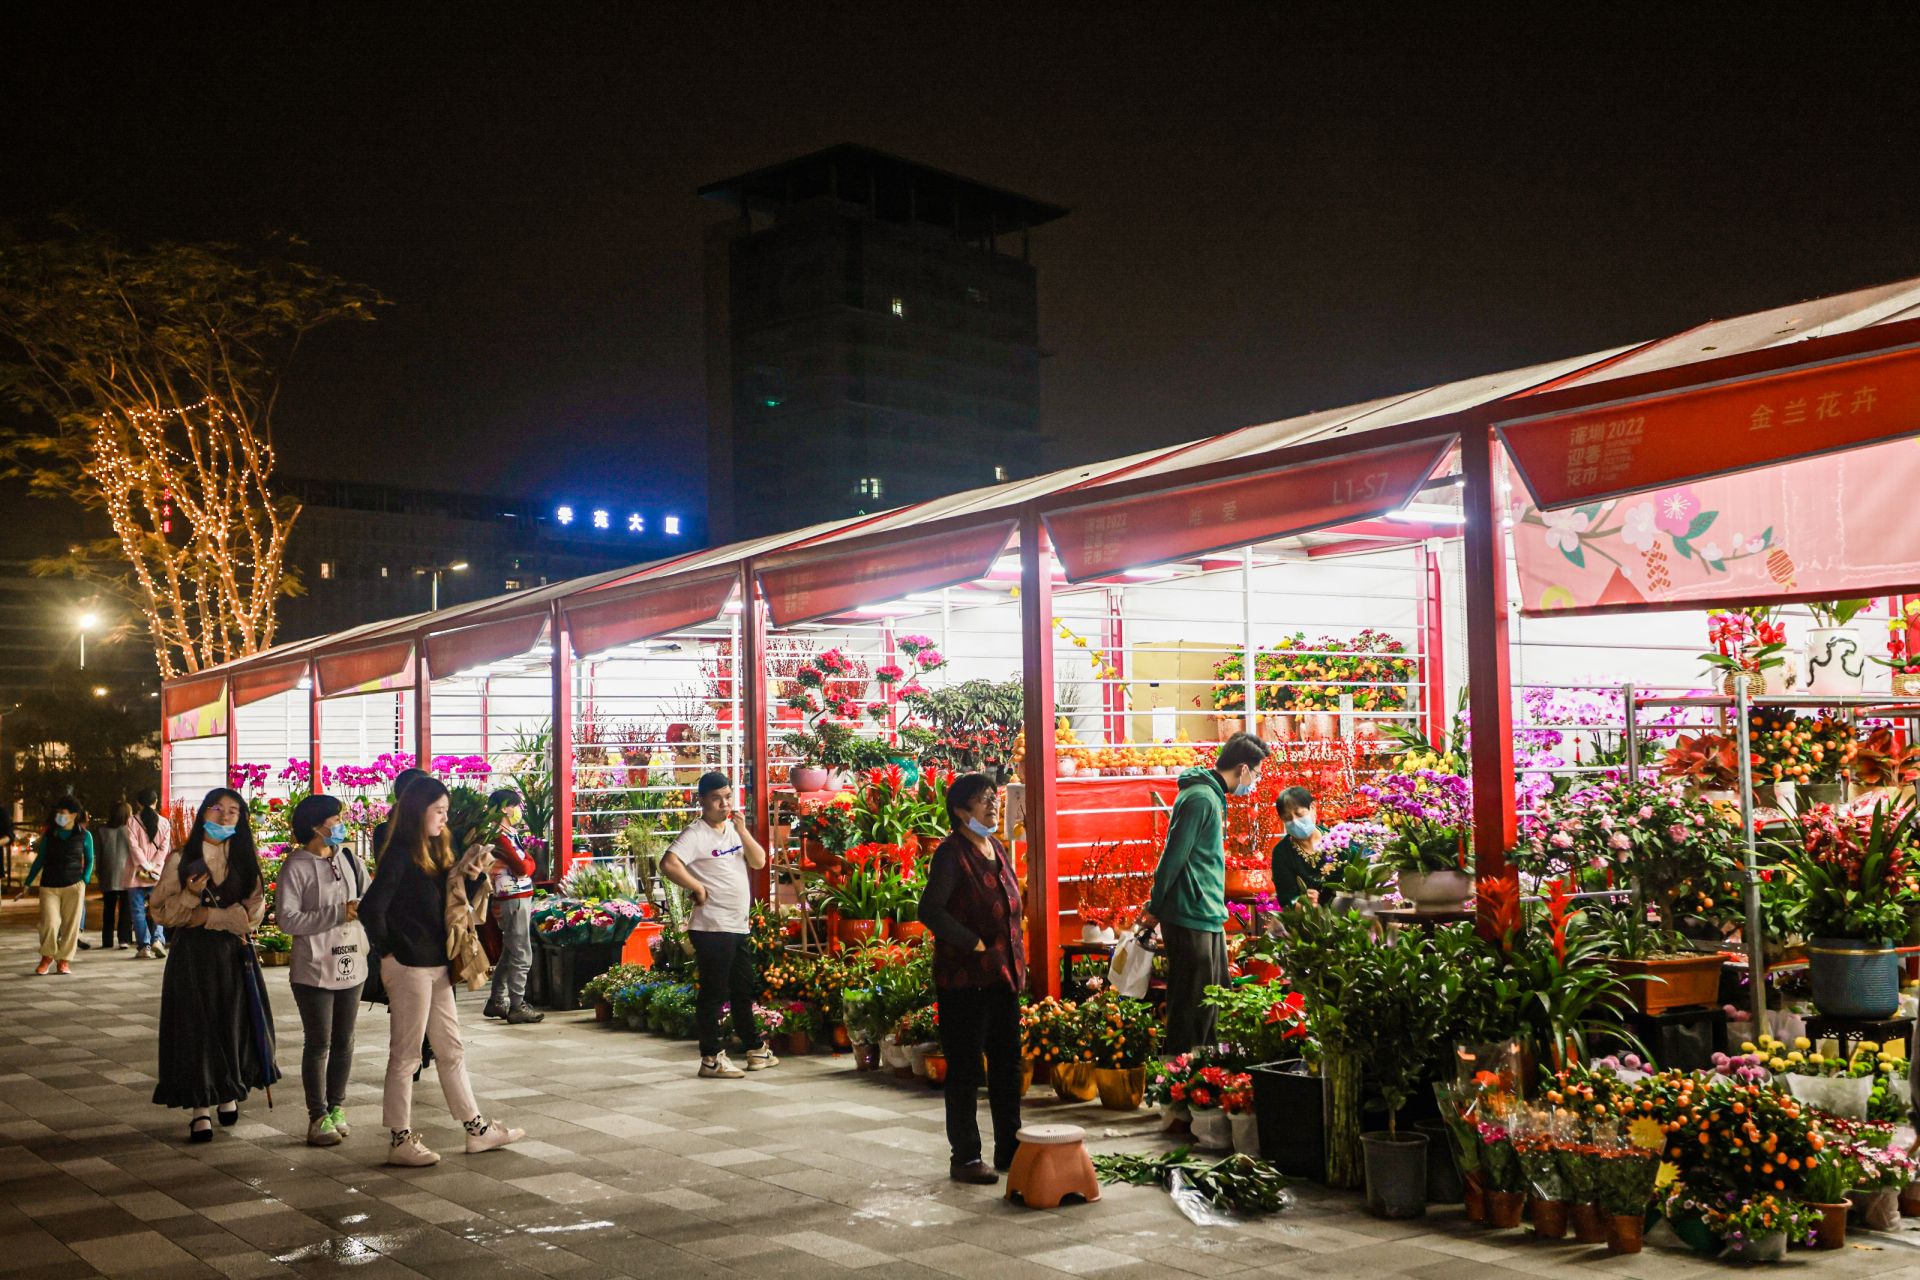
[709,844,742,858]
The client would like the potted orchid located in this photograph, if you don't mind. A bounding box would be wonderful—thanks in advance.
[1699,606,1788,696]
[1805,599,1872,696]
[1874,600,1920,697]
[1359,770,1473,907]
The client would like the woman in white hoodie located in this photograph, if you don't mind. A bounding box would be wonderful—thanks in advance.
[277,794,371,1147]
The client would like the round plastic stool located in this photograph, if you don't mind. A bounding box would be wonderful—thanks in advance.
[1005,1124,1101,1208]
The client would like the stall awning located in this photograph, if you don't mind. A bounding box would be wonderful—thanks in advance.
[163,673,227,721]
[564,566,741,658]
[1043,436,1454,582]
[758,518,1018,628]
[231,657,312,707]
[316,640,416,699]
[426,612,550,681]
[1499,340,1920,510]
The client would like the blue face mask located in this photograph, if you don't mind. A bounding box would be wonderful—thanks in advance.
[203,821,237,843]
[1286,816,1316,840]
[322,826,348,847]
[964,817,996,839]
[1231,774,1256,797]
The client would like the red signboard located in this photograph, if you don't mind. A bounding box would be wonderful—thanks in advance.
[1499,341,1920,509]
[759,519,1016,629]
[1044,437,1453,582]
[564,568,738,659]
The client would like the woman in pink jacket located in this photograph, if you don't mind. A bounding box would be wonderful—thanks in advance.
[125,788,171,959]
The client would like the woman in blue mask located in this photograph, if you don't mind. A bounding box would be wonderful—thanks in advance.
[1269,786,1325,909]
[917,772,1024,1185]
[277,794,370,1146]
[148,787,277,1142]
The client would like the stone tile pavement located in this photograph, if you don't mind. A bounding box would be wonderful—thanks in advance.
[3,905,1919,1278]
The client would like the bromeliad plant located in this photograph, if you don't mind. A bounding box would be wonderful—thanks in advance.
[1773,801,1920,941]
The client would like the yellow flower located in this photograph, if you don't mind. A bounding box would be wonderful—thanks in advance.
[1793,1036,1811,1051]
[1628,1117,1668,1151]
[1654,1161,1680,1190]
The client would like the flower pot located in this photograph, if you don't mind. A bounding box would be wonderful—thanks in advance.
[787,1030,811,1056]
[1902,1181,1920,1217]
[1895,672,1920,699]
[1229,1113,1261,1157]
[1529,1198,1570,1240]
[830,1023,851,1051]
[880,1034,911,1070]
[1606,953,1727,1015]
[909,1042,935,1077]
[790,765,830,793]
[1355,1129,1426,1219]
[1570,1201,1610,1244]
[1189,1109,1232,1151]
[594,999,612,1023]
[1224,868,1274,899]
[1018,1057,1035,1096]
[1724,1230,1787,1264]
[1722,670,1768,698]
[1395,869,1474,909]
[1248,1059,1327,1180]
[835,918,881,948]
[1606,1212,1644,1254]
[924,1051,948,1086]
[1811,1201,1849,1249]
[853,1042,880,1071]
[1462,1175,1486,1223]
[1805,626,1866,695]
[1093,1066,1145,1111]
[1484,1188,1526,1229]
[1049,1061,1098,1102]
[891,920,926,943]
[1413,1118,1462,1204]
[1809,937,1901,1018]
[1851,1186,1901,1231]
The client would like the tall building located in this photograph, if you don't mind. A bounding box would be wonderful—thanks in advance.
[700,144,1068,541]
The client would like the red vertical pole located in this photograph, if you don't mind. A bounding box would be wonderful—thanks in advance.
[1461,427,1516,938]
[308,661,323,794]
[1019,510,1061,997]
[550,600,575,881]
[223,677,238,788]
[1421,540,1448,747]
[160,720,173,812]
[740,565,771,901]
[413,641,432,772]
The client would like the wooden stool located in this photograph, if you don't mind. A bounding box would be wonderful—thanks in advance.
[1005,1124,1100,1209]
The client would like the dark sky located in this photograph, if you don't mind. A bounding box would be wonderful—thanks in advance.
[7,2,1920,521]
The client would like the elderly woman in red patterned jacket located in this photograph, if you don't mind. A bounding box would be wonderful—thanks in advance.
[917,772,1025,1186]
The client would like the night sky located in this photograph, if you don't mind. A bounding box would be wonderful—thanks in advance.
[7,3,1920,523]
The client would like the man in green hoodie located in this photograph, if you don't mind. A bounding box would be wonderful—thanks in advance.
[1139,731,1269,1055]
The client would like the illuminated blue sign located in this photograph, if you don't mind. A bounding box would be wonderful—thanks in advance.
[552,504,685,537]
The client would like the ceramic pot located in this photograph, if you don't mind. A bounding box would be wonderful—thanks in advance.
[1811,1201,1848,1249]
[1809,937,1901,1018]
[790,765,830,793]
[1093,1066,1145,1110]
[924,1051,948,1086]
[1362,1131,1429,1220]
[830,1023,851,1051]
[835,917,881,948]
[1189,1109,1232,1151]
[1607,1213,1644,1255]
[1396,869,1475,909]
[1485,1189,1526,1229]
[1806,626,1866,695]
[890,920,926,943]
[1570,1201,1610,1244]
[1050,1061,1098,1102]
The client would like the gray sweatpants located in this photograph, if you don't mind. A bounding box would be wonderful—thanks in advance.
[490,896,533,1008]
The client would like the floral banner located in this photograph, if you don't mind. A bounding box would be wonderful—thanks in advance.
[1511,434,1920,615]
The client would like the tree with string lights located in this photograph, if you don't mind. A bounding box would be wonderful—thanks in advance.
[0,218,384,677]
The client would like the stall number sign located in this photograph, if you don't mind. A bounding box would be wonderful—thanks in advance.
[1498,342,1920,509]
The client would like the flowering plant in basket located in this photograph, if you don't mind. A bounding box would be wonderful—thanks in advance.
[895,1003,939,1046]
[1848,1140,1916,1190]
[1698,607,1787,681]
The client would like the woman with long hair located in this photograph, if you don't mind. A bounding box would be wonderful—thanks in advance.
[18,795,93,975]
[126,788,171,959]
[917,772,1025,1184]
[148,788,278,1142]
[95,800,135,951]
[359,776,523,1167]
[278,794,371,1146]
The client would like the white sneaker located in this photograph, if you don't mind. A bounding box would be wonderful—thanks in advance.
[465,1121,524,1154]
[134,946,151,959]
[306,1115,341,1147]
[386,1130,440,1167]
[745,1047,779,1071]
[151,942,167,958]
[699,1052,745,1079]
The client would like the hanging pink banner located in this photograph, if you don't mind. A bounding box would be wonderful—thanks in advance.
[1511,435,1920,615]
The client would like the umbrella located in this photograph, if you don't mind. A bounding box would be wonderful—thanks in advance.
[238,932,283,1106]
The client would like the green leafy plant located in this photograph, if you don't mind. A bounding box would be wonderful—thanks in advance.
[900,678,1023,781]
[1774,801,1918,941]
[1091,1148,1290,1215]
[1808,599,1873,628]
[1080,989,1161,1068]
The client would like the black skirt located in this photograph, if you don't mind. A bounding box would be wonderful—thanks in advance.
[152,926,279,1109]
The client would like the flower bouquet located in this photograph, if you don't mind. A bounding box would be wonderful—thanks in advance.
[1710,1194,1819,1263]
[1591,1128,1662,1254]
[1513,1109,1572,1236]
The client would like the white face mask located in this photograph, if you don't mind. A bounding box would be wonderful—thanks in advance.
[54,813,74,830]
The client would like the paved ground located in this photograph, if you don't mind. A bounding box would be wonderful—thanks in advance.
[3,905,1919,1280]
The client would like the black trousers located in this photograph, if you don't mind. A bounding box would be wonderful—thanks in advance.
[691,930,763,1057]
[936,984,1022,1166]
[99,889,131,947]
[1162,924,1226,1055]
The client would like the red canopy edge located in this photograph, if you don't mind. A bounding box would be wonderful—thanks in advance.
[162,673,228,721]
[425,611,550,681]
[231,657,312,707]
[315,639,416,699]
[756,517,1018,628]
[1043,435,1455,582]
[563,566,741,659]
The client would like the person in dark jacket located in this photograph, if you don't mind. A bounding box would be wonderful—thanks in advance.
[370,768,429,863]
[1269,786,1324,908]
[95,800,135,950]
[18,796,93,974]
[359,775,523,1167]
[918,772,1025,1185]
[1139,732,1269,1055]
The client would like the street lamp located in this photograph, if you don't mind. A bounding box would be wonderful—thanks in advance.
[76,612,100,669]
[413,561,469,610]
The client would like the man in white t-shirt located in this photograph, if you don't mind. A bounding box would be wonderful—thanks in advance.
[663,771,775,1079]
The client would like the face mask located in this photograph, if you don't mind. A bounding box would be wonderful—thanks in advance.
[504,808,523,825]
[54,813,73,830]
[964,816,996,839]
[1231,774,1256,797]
[204,821,237,843]
[323,826,348,848]
[1286,817,1316,840]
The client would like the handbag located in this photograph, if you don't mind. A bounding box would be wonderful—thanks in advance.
[1107,926,1158,999]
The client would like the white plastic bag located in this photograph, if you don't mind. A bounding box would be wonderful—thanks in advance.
[1108,929,1155,999]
